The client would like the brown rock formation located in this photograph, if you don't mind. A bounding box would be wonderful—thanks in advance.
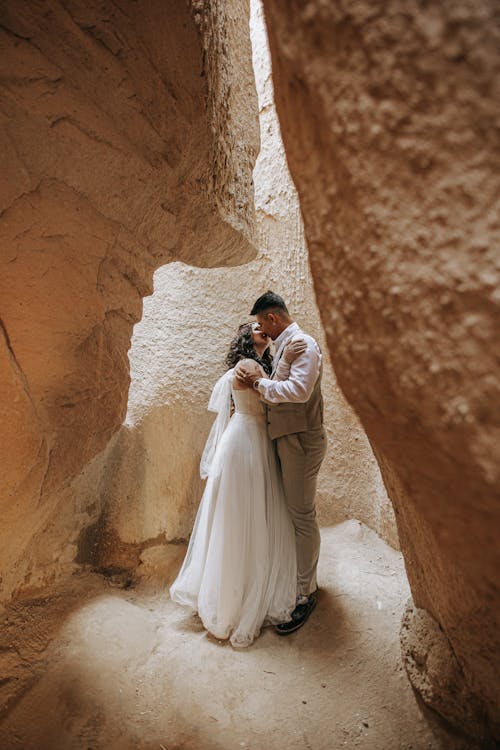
[0,0,258,601]
[262,0,500,741]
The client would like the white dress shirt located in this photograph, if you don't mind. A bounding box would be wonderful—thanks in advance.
[255,322,322,404]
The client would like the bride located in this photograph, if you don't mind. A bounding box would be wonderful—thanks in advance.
[169,322,304,647]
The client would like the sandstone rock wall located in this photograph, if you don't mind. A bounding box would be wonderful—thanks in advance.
[262,0,500,740]
[89,0,394,569]
[0,0,259,602]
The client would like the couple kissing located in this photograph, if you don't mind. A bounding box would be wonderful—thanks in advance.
[170,291,327,648]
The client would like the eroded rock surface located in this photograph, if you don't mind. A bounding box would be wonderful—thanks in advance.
[84,0,394,572]
[262,0,500,740]
[401,601,487,740]
[0,0,258,601]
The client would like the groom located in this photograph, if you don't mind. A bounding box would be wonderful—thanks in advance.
[236,291,327,634]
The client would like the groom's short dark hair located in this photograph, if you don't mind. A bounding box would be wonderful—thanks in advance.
[251,290,289,316]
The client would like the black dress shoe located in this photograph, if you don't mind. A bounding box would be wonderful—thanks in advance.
[275,593,317,635]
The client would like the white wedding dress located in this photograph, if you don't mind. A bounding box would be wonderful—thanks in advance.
[169,369,297,648]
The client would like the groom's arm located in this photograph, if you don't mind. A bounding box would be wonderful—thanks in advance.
[255,341,321,403]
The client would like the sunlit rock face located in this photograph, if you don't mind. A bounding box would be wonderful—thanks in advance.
[93,0,394,568]
[0,0,258,601]
[262,0,500,740]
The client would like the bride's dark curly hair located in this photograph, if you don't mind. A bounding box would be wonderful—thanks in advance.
[225,322,273,376]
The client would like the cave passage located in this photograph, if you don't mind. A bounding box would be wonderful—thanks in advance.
[0,0,497,747]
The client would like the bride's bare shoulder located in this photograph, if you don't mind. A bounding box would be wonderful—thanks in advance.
[235,358,261,373]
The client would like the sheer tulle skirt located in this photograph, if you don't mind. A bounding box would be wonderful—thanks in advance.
[169,412,297,647]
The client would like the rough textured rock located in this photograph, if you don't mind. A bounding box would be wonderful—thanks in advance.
[0,0,258,601]
[262,0,500,740]
[86,0,394,570]
[401,601,487,740]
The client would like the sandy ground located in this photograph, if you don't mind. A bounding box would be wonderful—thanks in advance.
[0,521,476,750]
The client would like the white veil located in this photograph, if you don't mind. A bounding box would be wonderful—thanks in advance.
[199,368,234,479]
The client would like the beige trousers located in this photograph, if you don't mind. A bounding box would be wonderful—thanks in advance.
[275,427,327,597]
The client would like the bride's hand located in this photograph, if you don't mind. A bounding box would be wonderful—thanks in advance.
[283,338,307,364]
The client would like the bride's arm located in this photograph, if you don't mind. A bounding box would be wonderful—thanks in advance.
[274,338,307,381]
[234,359,265,390]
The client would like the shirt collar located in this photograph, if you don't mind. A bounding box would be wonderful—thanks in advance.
[274,322,300,353]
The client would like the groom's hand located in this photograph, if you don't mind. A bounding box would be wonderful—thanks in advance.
[235,367,260,387]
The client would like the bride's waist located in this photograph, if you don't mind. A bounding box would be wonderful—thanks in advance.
[233,410,265,420]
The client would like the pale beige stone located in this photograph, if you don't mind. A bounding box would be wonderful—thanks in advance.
[91,0,394,567]
[0,523,475,750]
